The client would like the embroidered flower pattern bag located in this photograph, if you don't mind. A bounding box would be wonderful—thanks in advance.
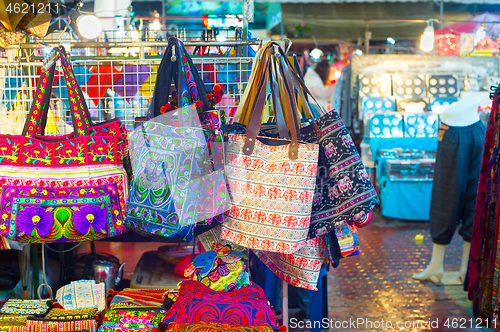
[222,42,319,254]
[0,47,128,243]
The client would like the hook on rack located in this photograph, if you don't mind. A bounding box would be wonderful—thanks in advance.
[42,48,60,71]
[489,84,500,100]
[171,45,177,62]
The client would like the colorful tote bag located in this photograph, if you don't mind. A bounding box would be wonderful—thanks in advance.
[126,38,226,240]
[163,280,281,330]
[0,47,128,243]
[165,323,275,332]
[253,236,327,291]
[184,243,249,291]
[222,42,319,254]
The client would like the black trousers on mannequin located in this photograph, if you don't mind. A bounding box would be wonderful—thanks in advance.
[430,121,485,245]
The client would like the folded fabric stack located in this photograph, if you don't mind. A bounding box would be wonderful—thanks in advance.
[8,307,97,332]
[99,288,174,332]
[161,280,285,332]
[108,289,171,309]
[99,308,166,332]
[0,299,48,332]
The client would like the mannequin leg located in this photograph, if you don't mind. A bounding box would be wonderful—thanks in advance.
[460,241,471,281]
[412,243,445,282]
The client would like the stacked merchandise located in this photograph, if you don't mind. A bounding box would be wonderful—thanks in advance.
[0,38,379,328]
[99,289,169,332]
[467,86,500,330]
[0,280,105,332]
[0,299,48,331]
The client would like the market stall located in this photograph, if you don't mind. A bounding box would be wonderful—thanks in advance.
[351,53,497,220]
[0,30,379,332]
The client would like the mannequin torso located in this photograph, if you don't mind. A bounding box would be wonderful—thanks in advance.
[441,98,480,127]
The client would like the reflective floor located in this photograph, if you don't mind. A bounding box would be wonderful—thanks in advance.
[323,210,486,332]
[93,209,487,331]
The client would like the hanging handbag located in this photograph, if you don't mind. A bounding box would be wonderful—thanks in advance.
[0,47,128,243]
[221,42,319,254]
[125,38,227,240]
[276,55,380,238]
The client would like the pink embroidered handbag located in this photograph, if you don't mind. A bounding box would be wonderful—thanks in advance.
[221,43,319,254]
[0,47,128,243]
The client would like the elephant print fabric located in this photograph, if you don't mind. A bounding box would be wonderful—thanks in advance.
[308,110,379,239]
[222,134,319,254]
[253,236,327,291]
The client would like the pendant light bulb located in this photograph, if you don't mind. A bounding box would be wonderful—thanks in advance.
[476,24,486,40]
[77,15,102,40]
[420,21,434,53]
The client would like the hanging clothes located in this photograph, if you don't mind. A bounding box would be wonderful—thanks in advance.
[467,88,500,327]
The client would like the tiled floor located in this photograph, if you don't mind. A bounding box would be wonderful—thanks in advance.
[92,209,488,331]
[324,209,486,332]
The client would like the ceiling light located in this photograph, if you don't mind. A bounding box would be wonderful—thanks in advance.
[310,48,323,60]
[76,15,102,40]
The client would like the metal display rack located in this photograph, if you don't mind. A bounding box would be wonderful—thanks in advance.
[0,36,293,331]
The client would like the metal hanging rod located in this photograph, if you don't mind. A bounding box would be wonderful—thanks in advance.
[5,40,260,49]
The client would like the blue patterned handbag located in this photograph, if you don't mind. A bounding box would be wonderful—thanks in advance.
[125,38,226,240]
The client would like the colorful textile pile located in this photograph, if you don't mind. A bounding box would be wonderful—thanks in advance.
[108,289,172,309]
[163,280,283,331]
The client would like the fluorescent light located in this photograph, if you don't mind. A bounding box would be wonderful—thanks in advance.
[387,37,395,45]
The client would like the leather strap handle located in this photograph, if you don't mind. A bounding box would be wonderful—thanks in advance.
[242,44,301,160]
[22,47,90,137]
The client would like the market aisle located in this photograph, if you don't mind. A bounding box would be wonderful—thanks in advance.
[324,210,485,332]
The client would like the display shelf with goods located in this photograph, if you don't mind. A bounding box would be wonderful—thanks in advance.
[352,54,497,221]
[0,38,383,332]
